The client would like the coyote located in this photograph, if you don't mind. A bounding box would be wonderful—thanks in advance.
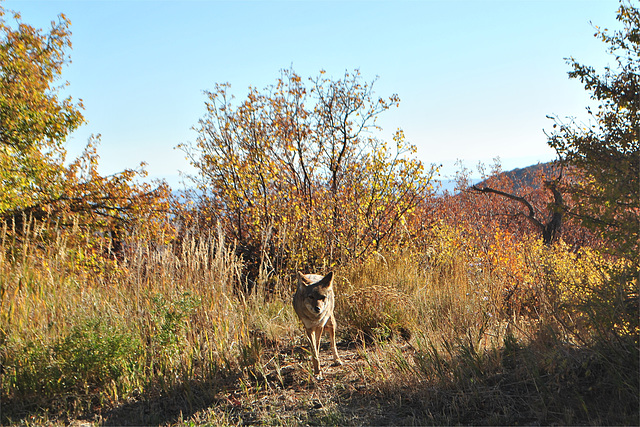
[293,271,343,377]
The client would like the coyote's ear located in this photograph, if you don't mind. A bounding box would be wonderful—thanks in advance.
[297,271,311,288]
[318,271,334,289]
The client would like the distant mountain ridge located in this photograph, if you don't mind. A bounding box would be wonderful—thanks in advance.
[474,162,556,191]
[437,162,556,195]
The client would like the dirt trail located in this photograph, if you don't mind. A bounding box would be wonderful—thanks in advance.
[99,342,401,426]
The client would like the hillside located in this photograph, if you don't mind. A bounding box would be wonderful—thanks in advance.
[474,161,557,191]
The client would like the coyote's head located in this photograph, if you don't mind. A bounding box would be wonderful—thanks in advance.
[297,271,334,315]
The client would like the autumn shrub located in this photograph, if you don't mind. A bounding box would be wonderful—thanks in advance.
[483,230,548,317]
[530,241,639,342]
[179,69,438,281]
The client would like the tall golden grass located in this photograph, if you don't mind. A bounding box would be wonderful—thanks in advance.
[1,217,637,425]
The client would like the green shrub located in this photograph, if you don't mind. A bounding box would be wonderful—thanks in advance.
[149,291,201,348]
[6,317,141,400]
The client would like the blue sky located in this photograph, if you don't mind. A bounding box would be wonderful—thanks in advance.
[4,0,621,187]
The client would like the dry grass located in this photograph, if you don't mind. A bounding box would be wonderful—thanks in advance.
[1,219,638,425]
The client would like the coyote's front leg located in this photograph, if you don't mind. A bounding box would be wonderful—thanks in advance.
[327,314,343,366]
[305,327,322,376]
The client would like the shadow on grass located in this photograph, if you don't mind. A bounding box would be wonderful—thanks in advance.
[99,375,242,426]
[3,336,638,426]
[341,334,640,426]
[105,336,638,426]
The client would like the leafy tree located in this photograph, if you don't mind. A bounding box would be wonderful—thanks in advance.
[547,0,638,341]
[547,0,639,266]
[0,4,173,259]
[0,5,84,212]
[180,68,437,278]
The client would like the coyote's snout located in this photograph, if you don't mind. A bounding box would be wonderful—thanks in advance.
[293,271,343,377]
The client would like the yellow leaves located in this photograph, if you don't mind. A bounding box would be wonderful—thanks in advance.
[1,5,85,216]
[183,68,437,267]
[539,240,615,305]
